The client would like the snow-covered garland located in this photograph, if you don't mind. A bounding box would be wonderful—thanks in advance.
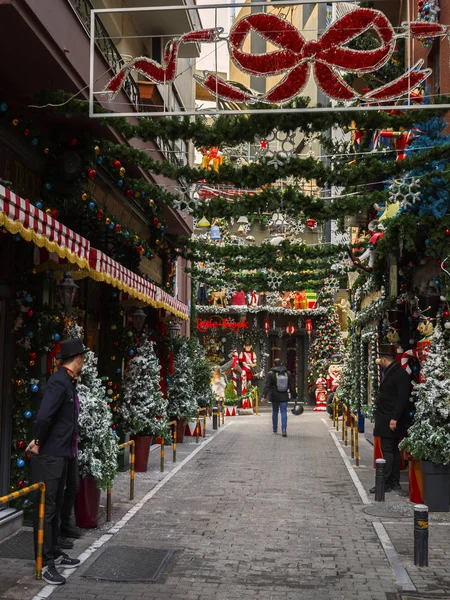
[353,294,393,329]
[353,279,381,309]
[196,305,326,316]
[360,325,380,420]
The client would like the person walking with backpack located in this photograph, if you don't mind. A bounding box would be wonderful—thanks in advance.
[261,358,297,436]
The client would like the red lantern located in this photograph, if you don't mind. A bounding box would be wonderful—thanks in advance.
[88,169,96,179]
[305,319,313,335]
[264,317,270,335]
[285,321,297,335]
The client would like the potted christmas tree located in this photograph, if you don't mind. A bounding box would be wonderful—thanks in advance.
[167,341,197,443]
[189,343,215,436]
[224,380,239,416]
[400,323,450,511]
[120,339,168,471]
[75,350,119,528]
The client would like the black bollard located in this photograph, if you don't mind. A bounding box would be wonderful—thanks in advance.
[212,406,218,430]
[414,504,429,567]
[375,458,386,502]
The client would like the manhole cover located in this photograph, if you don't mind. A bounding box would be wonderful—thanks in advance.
[82,546,174,582]
[363,504,414,518]
[0,531,34,560]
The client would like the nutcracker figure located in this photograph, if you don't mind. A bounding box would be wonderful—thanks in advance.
[239,342,257,407]
[314,376,328,412]
[326,354,343,393]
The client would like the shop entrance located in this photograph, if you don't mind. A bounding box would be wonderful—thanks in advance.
[270,335,308,401]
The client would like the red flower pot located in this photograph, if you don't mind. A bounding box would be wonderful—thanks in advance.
[131,435,153,472]
[75,477,101,528]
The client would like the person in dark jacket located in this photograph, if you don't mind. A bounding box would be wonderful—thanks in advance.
[26,338,88,585]
[261,359,297,437]
[370,344,411,494]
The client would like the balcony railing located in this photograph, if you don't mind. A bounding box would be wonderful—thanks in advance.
[67,0,142,111]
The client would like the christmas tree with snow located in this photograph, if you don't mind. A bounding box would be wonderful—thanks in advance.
[335,330,359,413]
[191,341,215,409]
[308,276,344,390]
[119,339,168,438]
[400,322,450,465]
[167,340,197,422]
[77,350,119,490]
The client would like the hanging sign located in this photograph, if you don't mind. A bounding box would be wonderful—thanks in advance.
[105,9,447,105]
[196,317,248,333]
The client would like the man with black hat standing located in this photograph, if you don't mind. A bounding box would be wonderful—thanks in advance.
[26,338,87,585]
[370,344,411,494]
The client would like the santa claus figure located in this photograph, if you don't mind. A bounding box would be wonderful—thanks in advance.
[239,342,257,398]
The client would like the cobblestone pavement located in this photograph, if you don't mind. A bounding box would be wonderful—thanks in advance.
[1,411,450,600]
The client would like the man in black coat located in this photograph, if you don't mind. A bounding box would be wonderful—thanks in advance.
[370,344,411,494]
[26,338,88,585]
[261,358,297,437]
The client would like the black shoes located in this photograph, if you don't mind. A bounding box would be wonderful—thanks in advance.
[42,566,66,586]
[59,537,74,550]
[54,553,81,569]
[369,485,392,494]
[60,525,82,539]
[282,431,287,437]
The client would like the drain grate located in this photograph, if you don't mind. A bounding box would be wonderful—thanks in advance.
[82,546,175,582]
[363,504,414,518]
[0,530,34,560]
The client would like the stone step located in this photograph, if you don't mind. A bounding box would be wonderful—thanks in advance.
[0,508,23,543]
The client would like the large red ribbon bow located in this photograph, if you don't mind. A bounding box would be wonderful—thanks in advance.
[105,8,446,105]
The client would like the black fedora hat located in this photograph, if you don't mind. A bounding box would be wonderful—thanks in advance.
[56,338,89,361]
[379,344,396,357]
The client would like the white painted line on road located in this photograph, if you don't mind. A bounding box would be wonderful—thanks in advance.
[32,422,234,600]
[321,418,371,505]
[373,522,417,592]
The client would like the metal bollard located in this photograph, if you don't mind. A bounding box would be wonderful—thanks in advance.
[375,458,386,502]
[350,416,355,459]
[212,407,218,430]
[414,504,429,567]
[354,417,359,467]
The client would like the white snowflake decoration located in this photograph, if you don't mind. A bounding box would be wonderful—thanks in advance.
[388,176,421,211]
[267,272,283,290]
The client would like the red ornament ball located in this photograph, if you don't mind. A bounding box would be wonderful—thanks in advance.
[112,425,117,430]
[126,189,132,198]
[115,223,121,232]
[113,160,121,170]
[153,217,159,225]
[96,210,104,219]
[444,311,449,319]
[27,310,34,318]
[88,169,96,180]
[70,138,78,146]
[24,129,30,137]
[446,229,450,237]
[17,440,25,450]
[18,480,25,489]
[52,209,59,219]
[29,352,37,360]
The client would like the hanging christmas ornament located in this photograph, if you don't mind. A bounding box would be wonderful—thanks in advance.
[88,169,96,180]
[285,321,297,335]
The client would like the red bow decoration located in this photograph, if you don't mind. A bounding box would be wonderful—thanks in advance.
[196,9,440,104]
[105,8,446,105]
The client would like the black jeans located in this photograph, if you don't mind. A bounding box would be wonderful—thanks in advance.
[31,454,67,567]
[380,437,400,486]
[60,457,79,531]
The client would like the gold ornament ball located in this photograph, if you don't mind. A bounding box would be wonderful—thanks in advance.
[156,240,160,245]
[82,193,88,201]
[94,145,101,155]
[133,235,139,243]
[119,167,126,177]
[111,356,116,361]
[16,379,23,387]
[12,119,19,126]
[105,217,111,225]
[113,406,118,412]
[29,360,35,367]
[157,223,162,229]
[134,191,140,199]
[44,148,50,154]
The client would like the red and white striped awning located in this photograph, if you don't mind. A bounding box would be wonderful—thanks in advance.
[0,186,90,269]
[89,249,189,320]
[0,186,189,320]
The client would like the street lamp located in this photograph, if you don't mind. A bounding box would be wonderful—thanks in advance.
[167,320,181,339]
[131,308,147,333]
[57,273,79,313]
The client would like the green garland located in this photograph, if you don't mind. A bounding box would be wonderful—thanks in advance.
[194,270,333,293]
[187,240,350,260]
[39,90,450,146]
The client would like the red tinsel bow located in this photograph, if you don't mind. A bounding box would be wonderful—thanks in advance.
[196,9,444,104]
[106,8,446,105]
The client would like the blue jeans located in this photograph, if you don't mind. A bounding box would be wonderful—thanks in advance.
[272,402,288,432]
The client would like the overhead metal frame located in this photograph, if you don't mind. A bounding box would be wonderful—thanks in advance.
[89,0,450,118]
